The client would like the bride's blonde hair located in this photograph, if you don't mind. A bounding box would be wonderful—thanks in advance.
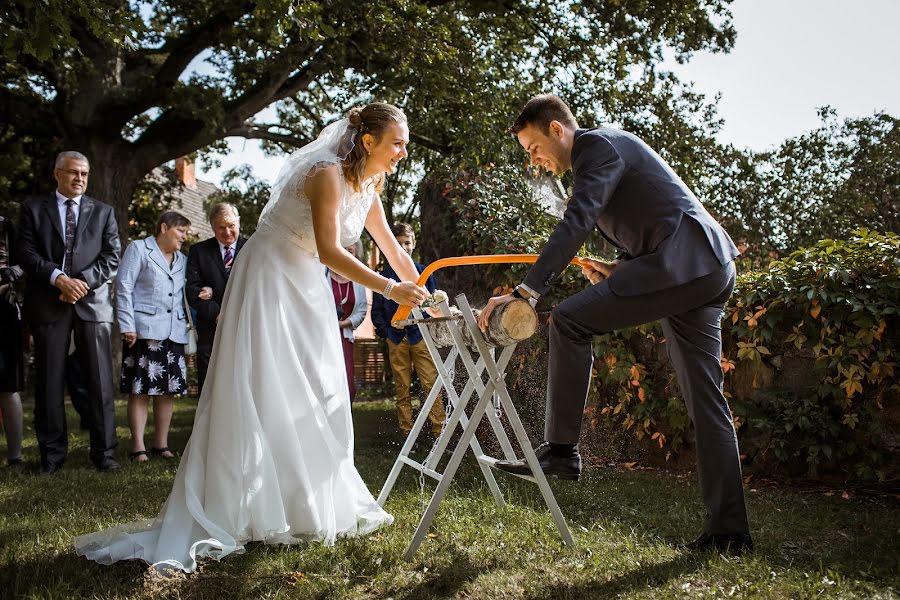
[343,102,407,193]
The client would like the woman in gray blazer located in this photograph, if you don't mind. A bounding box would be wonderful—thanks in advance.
[326,240,368,401]
[116,212,191,462]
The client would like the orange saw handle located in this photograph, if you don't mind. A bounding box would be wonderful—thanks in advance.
[390,254,593,327]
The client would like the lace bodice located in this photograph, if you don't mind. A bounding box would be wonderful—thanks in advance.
[257,173,375,255]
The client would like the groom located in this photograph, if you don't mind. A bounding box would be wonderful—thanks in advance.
[479,94,752,553]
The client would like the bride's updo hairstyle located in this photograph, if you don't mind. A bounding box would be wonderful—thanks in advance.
[344,102,407,193]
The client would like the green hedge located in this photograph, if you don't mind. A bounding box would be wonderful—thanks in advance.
[573,229,899,481]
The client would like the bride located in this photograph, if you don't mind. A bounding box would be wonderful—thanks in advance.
[75,102,429,573]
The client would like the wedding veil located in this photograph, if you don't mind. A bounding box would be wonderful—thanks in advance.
[257,118,357,227]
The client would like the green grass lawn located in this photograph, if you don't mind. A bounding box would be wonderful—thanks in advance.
[0,397,897,599]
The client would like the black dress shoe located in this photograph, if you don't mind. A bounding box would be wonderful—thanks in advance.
[94,457,121,472]
[39,462,62,475]
[494,442,581,481]
[680,532,754,555]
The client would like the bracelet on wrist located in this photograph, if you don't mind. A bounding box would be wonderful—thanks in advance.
[383,278,397,301]
[510,286,526,300]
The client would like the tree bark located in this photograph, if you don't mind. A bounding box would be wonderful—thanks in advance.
[81,137,141,245]
[426,299,537,348]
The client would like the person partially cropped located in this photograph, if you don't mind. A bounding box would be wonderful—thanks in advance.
[0,216,25,468]
[327,240,368,401]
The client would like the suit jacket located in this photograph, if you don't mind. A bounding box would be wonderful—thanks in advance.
[17,194,120,324]
[116,236,189,344]
[523,128,739,297]
[185,235,247,345]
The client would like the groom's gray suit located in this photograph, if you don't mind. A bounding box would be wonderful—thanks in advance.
[522,127,749,535]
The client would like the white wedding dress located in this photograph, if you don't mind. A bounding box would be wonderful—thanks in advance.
[74,121,393,573]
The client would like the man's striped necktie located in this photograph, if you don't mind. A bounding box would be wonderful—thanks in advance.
[63,199,76,275]
[223,245,234,273]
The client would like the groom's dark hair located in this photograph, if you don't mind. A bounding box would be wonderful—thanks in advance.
[510,94,578,135]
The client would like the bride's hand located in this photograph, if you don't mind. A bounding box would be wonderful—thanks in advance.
[392,282,429,306]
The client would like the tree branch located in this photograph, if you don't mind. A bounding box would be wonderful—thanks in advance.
[291,96,325,130]
[15,53,61,90]
[68,16,113,65]
[410,131,454,154]
[101,5,255,127]
[130,40,325,171]
[151,3,254,92]
[227,42,326,118]
[227,123,312,148]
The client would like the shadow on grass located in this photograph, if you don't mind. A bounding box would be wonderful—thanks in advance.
[356,399,899,586]
[396,549,492,600]
[523,552,709,600]
[491,467,900,584]
[0,548,147,598]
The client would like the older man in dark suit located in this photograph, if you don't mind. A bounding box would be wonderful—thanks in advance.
[185,202,247,393]
[17,151,121,473]
[480,95,751,554]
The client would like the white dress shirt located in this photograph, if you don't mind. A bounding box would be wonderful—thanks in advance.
[50,191,83,285]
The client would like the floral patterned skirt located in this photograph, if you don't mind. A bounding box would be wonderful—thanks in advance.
[120,338,188,396]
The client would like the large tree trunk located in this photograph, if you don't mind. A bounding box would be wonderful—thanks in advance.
[81,139,142,245]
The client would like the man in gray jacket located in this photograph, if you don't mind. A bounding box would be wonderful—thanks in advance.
[479,95,751,554]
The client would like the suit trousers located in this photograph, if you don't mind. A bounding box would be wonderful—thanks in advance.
[66,344,92,428]
[387,338,446,436]
[32,309,117,467]
[547,261,749,534]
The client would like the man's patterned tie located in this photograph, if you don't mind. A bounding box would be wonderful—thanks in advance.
[223,245,233,274]
[63,199,77,276]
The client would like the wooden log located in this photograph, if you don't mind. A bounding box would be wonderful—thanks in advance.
[424,299,538,348]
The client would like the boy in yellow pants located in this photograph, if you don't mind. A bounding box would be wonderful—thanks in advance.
[371,223,446,440]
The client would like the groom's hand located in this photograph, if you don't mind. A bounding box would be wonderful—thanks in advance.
[478,293,514,332]
[580,258,618,285]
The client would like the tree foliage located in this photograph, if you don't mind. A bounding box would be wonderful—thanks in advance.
[1,0,735,238]
[703,110,899,263]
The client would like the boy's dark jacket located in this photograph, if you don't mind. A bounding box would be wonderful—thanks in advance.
[370,262,437,345]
